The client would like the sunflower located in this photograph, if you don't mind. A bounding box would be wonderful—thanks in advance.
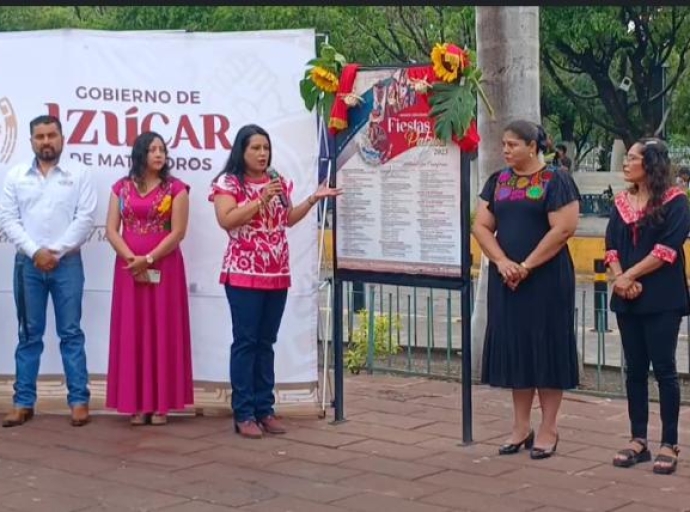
[310,66,339,93]
[431,43,469,83]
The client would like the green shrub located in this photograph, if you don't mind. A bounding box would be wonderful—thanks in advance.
[345,310,401,374]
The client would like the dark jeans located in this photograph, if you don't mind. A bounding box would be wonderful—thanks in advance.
[13,252,90,408]
[224,285,288,423]
[616,312,681,446]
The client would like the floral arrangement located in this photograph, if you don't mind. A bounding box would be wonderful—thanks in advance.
[299,43,347,130]
[299,41,493,152]
[427,43,493,149]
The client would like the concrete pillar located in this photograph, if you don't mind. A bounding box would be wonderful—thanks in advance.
[610,139,626,173]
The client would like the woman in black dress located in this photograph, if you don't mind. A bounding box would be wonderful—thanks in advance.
[605,138,690,475]
[472,120,580,459]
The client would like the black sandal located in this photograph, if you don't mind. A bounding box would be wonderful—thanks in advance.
[653,444,679,475]
[613,438,651,468]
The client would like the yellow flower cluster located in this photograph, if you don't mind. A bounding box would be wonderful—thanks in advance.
[310,66,339,93]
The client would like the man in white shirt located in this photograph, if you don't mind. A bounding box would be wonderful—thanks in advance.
[0,114,97,427]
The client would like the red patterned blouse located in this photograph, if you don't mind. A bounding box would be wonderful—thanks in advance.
[209,173,293,290]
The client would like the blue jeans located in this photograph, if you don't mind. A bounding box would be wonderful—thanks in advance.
[224,285,288,423]
[12,252,90,408]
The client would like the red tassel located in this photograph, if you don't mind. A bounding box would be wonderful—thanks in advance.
[328,64,360,134]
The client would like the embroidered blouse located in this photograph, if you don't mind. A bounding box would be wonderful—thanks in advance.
[479,166,580,265]
[208,173,293,290]
[604,187,690,314]
[113,177,188,235]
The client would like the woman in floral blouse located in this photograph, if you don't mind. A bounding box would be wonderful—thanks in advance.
[105,131,193,426]
[209,124,341,439]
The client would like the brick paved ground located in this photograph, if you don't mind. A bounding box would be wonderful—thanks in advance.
[1,374,690,512]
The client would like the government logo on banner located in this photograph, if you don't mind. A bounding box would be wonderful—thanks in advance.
[0,97,18,164]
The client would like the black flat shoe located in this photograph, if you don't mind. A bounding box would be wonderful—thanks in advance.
[530,434,559,460]
[498,430,534,455]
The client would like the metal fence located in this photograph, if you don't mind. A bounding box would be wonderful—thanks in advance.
[580,194,612,217]
[318,280,690,404]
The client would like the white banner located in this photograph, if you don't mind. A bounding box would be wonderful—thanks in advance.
[0,29,319,395]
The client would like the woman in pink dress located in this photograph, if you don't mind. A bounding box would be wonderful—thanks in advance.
[105,131,193,426]
[209,124,341,438]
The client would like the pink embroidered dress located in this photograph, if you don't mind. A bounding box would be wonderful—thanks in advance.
[208,173,293,289]
[106,177,194,414]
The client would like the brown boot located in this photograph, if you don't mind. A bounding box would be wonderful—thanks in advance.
[71,404,90,427]
[258,415,287,434]
[234,420,263,439]
[2,408,34,428]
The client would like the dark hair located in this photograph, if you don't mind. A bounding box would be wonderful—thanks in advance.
[633,137,672,225]
[30,115,62,135]
[503,120,549,154]
[678,165,690,178]
[128,131,171,186]
[213,124,271,187]
[555,143,567,154]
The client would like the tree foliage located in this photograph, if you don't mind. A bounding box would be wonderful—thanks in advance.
[5,6,690,152]
[542,6,690,148]
[4,6,473,66]
[0,6,82,30]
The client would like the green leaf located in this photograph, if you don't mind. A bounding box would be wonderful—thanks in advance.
[300,78,319,111]
[429,83,477,141]
[334,53,347,66]
[320,43,336,61]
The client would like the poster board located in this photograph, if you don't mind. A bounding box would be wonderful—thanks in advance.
[333,66,462,285]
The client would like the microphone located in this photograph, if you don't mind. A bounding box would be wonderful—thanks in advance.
[267,167,288,207]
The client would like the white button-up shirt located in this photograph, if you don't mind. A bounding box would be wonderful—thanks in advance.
[0,158,97,258]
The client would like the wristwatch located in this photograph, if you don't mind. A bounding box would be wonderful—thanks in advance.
[145,254,154,265]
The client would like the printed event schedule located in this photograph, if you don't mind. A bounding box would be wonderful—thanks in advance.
[334,67,462,277]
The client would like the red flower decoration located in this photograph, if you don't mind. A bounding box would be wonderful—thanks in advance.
[445,44,470,72]
[453,119,480,153]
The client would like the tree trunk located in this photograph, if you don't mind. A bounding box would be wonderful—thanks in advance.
[471,7,541,379]
[559,117,575,143]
